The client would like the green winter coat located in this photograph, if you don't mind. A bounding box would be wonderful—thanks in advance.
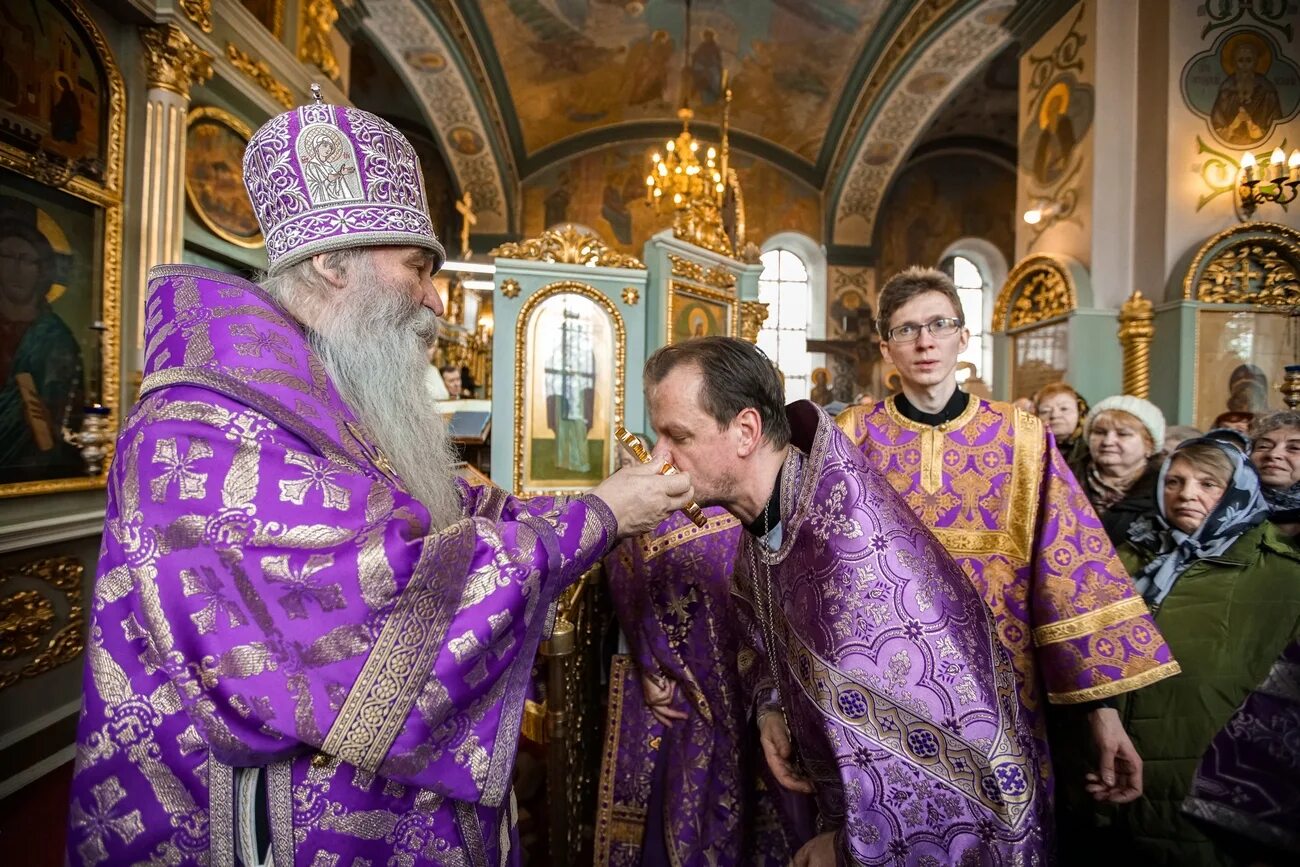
[1108,521,1300,867]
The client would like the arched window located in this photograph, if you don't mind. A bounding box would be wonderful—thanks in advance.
[758,248,812,400]
[939,239,1006,393]
[951,255,987,387]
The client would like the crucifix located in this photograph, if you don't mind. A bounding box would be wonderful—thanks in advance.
[455,190,476,259]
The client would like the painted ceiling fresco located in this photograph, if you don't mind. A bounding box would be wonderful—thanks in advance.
[472,0,887,161]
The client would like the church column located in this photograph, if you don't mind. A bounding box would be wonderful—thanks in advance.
[136,24,213,367]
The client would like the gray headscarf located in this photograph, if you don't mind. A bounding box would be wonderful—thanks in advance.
[1127,438,1271,606]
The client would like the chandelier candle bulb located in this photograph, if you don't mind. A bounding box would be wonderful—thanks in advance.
[614,426,708,529]
[1241,151,1257,184]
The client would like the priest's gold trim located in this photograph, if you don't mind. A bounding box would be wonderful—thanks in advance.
[1048,660,1182,705]
[0,0,125,499]
[513,281,627,494]
[1032,596,1151,646]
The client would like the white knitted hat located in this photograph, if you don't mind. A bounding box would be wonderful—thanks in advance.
[1085,395,1166,450]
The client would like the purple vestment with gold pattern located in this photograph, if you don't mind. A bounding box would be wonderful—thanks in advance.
[836,398,1180,785]
[595,509,794,866]
[735,402,1049,865]
[66,266,617,866]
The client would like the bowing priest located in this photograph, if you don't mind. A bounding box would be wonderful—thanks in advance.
[66,92,692,867]
[835,267,1180,814]
[643,337,1050,866]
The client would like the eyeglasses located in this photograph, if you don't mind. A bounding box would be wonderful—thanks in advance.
[885,317,963,343]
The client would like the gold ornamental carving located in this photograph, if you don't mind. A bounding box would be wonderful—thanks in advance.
[490,225,645,271]
[993,255,1078,332]
[298,0,341,80]
[500,278,521,299]
[621,286,640,306]
[669,254,736,290]
[140,24,214,98]
[226,43,296,109]
[179,0,214,32]
[0,558,86,691]
[740,300,769,343]
[1182,223,1300,306]
[1117,290,1154,399]
[514,282,626,494]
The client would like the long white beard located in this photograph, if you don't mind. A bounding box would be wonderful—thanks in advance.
[285,257,464,530]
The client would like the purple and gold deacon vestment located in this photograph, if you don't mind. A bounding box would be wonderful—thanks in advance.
[734,402,1049,865]
[595,509,794,866]
[836,398,1179,783]
[67,266,619,866]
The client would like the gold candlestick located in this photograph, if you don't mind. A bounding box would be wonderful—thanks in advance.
[614,426,708,528]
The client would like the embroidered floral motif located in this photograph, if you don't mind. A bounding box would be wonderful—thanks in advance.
[807,481,864,542]
[280,451,352,510]
[150,436,213,502]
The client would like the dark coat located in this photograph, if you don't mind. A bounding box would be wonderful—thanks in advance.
[1068,455,1162,548]
[1106,522,1300,867]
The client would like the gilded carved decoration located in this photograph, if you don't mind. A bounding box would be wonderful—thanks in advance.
[298,0,341,80]
[499,278,521,299]
[226,43,296,109]
[1182,223,1300,306]
[0,557,86,691]
[620,286,640,306]
[490,225,645,271]
[179,0,214,33]
[740,301,770,343]
[140,24,214,98]
[0,0,125,498]
[1117,291,1154,399]
[513,282,626,494]
[668,254,737,290]
[992,255,1078,332]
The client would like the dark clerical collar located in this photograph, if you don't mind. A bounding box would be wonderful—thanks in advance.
[743,465,784,537]
[893,388,970,427]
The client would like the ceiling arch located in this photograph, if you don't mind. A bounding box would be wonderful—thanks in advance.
[364,0,514,233]
[829,0,1015,245]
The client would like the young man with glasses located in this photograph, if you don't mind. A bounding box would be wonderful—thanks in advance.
[836,267,1179,851]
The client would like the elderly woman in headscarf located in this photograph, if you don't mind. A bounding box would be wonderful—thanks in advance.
[1034,380,1089,462]
[1097,438,1300,867]
[1249,410,1300,535]
[1069,395,1166,545]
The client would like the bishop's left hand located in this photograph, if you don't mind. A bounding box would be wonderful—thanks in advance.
[1083,706,1143,803]
[792,831,838,867]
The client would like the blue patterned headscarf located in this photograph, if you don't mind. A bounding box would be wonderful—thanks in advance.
[1127,438,1271,606]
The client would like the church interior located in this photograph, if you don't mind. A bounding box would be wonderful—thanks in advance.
[2,0,1300,864]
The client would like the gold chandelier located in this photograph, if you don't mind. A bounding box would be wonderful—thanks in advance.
[644,0,734,256]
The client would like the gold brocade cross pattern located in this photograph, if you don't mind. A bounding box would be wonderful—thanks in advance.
[906,488,960,527]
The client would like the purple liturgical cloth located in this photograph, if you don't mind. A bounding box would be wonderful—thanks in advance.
[1183,639,1300,858]
[595,509,796,866]
[734,402,1049,865]
[66,266,618,866]
[836,398,1180,786]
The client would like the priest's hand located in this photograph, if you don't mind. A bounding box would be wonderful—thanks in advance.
[1083,706,1143,803]
[590,462,694,538]
[757,710,814,794]
[792,831,837,867]
[641,672,688,727]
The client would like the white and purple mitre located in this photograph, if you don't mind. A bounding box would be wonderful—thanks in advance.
[242,83,446,272]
